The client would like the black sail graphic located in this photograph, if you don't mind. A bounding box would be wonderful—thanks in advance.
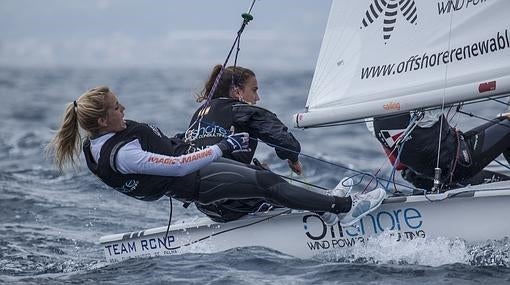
[361,0,418,43]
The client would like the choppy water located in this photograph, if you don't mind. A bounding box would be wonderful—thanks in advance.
[1,67,509,284]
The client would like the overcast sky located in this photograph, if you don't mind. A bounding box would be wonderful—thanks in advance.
[0,0,331,70]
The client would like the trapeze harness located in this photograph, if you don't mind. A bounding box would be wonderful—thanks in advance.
[185,98,302,222]
[83,120,351,215]
[372,112,510,190]
[83,120,211,202]
[185,98,300,164]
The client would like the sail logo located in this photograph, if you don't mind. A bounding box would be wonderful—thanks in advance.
[379,129,406,148]
[148,124,162,137]
[361,0,418,43]
[104,235,176,257]
[478,81,496,93]
[116,179,139,193]
[303,207,425,251]
[437,0,487,15]
[383,101,401,111]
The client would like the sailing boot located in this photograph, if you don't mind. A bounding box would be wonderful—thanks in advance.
[318,177,355,225]
[340,188,386,227]
[327,177,354,197]
[319,212,339,226]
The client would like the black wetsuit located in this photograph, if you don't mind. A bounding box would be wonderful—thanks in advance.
[372,113,510,190]
[185,98,302,222]
[83,120,351,215]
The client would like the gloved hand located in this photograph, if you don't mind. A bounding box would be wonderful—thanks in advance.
[216,132,250,154]
[173,132,185,140]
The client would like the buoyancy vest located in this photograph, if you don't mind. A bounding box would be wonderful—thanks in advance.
[373,113,458,180]
[185,98,257,164]
[83,120,197,202]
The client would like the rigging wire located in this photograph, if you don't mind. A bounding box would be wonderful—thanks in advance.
[431,7,456,192]
[163,0,258,246]
[156,0,510,251]
[188,111,419,193]
[200,5,255,110]
[161,209,291,252]
[291,96,510,195]
[184,1,256,143]
[456,109,510,130]
[382,114,419,193]
[162,196,174,251]
[160,100,510,248]
[494,159,510,171]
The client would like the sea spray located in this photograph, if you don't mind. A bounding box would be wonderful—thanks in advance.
[324,230,471,266]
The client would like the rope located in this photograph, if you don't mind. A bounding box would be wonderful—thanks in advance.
[201,7,255,110]
[163,1,257,244]
[162,196,174,251]
[434,8,455,189]
[494,159,510,171]
[161,209,291,252]
[186,118,420,193]
[185,99,510,196]
[293,97,510,195]
[184,5,256,142]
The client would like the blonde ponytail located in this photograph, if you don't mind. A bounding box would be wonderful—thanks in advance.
[48,86,111,171]
[50,102,82,171]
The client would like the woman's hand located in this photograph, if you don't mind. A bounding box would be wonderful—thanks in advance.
[216,132,250,154]
[288,159,302,175]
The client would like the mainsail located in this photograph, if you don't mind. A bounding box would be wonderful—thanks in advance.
[295,0,510,128]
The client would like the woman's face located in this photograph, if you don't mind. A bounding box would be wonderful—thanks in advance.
[100,92,126,133]
[235,76,259,105]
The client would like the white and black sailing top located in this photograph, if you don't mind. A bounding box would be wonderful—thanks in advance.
[83,120,222,201]
[185,98,301,164]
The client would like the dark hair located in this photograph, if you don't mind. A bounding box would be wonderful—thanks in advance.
[197,64,255,102]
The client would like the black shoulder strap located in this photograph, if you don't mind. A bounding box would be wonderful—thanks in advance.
[109,139,137,173]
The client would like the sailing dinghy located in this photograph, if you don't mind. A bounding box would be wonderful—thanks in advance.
[100,182,510,262]
[99,0,510,262]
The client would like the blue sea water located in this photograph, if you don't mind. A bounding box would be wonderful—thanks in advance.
[1,67,509,284]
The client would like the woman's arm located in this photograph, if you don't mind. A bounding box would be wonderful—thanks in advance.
[116,139,222,176]
[233,104,301,162]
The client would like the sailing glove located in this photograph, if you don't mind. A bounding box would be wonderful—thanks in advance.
[216,132,250,154]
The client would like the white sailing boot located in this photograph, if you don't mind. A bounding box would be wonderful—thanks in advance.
[327,177,353,197]
[340,188,386,227]
[319,212,339,226]
[319,177,355,225]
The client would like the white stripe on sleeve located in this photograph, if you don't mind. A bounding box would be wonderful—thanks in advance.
[116,139,222,176]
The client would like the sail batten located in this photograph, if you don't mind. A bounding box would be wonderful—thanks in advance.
[295,0,510,128]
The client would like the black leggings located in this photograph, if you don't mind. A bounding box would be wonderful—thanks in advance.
[195,158,351,214]
[456,117,510,179]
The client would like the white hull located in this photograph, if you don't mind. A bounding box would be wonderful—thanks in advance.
[99,182,510,263]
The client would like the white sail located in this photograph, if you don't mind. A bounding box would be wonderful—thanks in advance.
[295,0,510,128]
